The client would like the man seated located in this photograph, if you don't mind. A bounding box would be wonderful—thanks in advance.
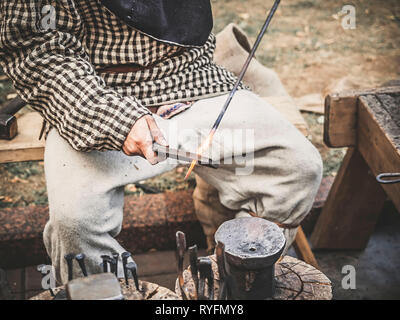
[0,0,322,283]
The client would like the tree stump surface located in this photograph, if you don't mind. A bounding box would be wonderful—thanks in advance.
[175,255,332,300]
[29,279,178,300]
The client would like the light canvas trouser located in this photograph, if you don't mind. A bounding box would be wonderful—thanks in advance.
[43,90,322,284]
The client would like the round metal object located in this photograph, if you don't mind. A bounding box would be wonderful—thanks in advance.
[215,217,286,299]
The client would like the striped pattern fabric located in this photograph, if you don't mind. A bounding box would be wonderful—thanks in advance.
[0,0,243,151]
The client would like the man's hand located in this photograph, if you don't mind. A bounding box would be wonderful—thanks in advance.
[122,115,168,164]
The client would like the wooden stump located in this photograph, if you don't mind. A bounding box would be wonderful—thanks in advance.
[29,279,178,300]
[175,255,332,300]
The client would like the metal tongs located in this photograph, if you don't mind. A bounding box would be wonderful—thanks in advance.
[153,143,218,169]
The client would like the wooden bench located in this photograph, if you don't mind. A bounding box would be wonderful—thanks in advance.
[311,86,400,249]
[0,112,44,163]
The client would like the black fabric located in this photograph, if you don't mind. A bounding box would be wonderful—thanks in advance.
[100,0,213,47]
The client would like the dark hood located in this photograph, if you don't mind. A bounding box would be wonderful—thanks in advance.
[101,0,213,47]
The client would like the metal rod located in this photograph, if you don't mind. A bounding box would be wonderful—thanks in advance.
[75,253,88,277]
[198,257,213,300]
[184,0,281,178]
[188,245,199,299]
[112,253,119,277]
[64,254,75,281]
[176,231,188,300]
[211,0,280,132]
[153,143,218,168]
[121,252,132,286]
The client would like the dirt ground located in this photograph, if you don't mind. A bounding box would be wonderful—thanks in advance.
[0,0,399,208]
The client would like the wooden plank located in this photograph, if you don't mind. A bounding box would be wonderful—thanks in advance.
[324,93,358,148]
[292,226,319,270]
[263,96,309,136]
[0,112,44,163]
[323,86,400,148]
[311,148,386,249]
[357,95,400,211]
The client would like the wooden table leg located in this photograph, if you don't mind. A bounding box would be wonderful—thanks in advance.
[311,148,386,249]
[293,226,320,269]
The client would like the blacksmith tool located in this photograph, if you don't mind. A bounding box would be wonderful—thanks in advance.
[175,230,188,300]
[100,255,111,273]
[126,261,140,291]
[153,143,218,169]
[197,257,214,300]
[215,217,286,299]
[110,258,117,276]
[376,173,400,184]
[37,264,55,297]
[112,252,119,277]
[215,241,228,300]
[188,245,199,299]
[64,253,75,281]
[0,96,26,140]
[66,273,124,300]
[75,253,88,277]
[184,0,281,179]
[121,252,132,286]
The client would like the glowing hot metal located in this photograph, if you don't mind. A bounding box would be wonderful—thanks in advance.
[184,0,281,179]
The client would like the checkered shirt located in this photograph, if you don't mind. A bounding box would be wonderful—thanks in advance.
[0,0,243,151]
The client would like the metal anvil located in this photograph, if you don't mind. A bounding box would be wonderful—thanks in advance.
[215,217,286,300]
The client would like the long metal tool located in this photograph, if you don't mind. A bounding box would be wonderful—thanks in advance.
[121,252,132,286]
[215,217,286,299]
[75,253,88,277]
[153,143,218,168]
[126,261,140,291]
[197,257,214,300]
[184,0,281,179]
[175,231,189,300]
[188,245,199,299]
[66,273,124,300]
[64,254,75,281]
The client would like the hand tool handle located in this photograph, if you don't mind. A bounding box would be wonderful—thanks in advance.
[210,0,281,132]
[188,245,199,299]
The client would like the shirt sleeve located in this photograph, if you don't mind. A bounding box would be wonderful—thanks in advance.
[0,0,151,151]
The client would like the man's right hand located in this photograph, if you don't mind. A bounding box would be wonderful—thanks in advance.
[122,115,168,164]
